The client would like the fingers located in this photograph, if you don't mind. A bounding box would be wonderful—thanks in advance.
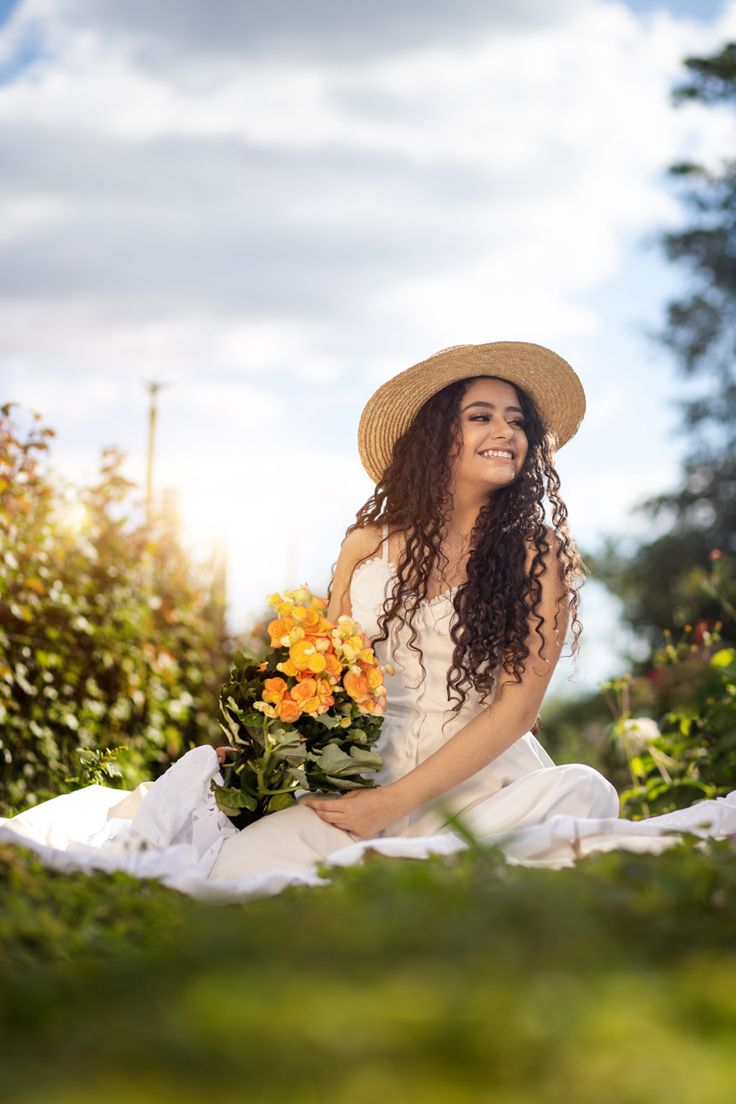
[304,798,343,812]
[305,801,349,828]
[318,813,347,827]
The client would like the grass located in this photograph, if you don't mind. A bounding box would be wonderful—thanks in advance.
[1,835,735,1104]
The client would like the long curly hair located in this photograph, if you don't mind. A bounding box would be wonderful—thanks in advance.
[329,374,585,730]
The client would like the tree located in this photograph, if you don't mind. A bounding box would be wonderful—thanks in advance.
[591,42,736,649]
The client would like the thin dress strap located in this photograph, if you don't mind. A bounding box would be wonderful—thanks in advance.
[382,521,389,561]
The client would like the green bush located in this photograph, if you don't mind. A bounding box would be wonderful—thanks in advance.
[0,405,231,814]
[544,553,736,819]
[605,631,736,818]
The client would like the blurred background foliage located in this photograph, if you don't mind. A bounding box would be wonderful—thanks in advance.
[0,402,234,816]
[585,43,736,646]
[542,41,736,817]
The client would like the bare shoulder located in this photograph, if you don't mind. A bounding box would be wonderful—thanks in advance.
[343,521,384,562]
[326,523,385,622]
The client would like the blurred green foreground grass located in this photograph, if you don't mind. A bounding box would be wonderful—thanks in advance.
[1,836,735,1104]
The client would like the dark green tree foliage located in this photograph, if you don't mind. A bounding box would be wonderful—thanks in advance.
[592,42,736,646]
[0,404,231,815]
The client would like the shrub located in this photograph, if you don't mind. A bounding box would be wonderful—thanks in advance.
[0,404,231,814]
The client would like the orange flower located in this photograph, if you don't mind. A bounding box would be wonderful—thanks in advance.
[262,677,288,705]
[288,638,328,674]
[292,606,322,629]
[324,653,342,679]
[268,617,294,645]
[366,666,384,690]
[291,678,318,710]
[344,669,371,704]
[315,679,335,713]
[276,657,299,677]
[276,696,302,723]
[289,676,335,715]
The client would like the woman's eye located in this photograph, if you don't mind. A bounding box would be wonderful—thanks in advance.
[470,414,526,429]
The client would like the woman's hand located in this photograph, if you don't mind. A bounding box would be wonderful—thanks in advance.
[214,746,234,766]
[302,785,408,840]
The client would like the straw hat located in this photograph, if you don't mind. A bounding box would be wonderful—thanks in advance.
[357,340,586,484]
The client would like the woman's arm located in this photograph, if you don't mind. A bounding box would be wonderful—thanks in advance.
[324,524,381,624]
[387,534,570,817]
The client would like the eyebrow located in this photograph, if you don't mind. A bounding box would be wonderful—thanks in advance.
[462,401,525,415]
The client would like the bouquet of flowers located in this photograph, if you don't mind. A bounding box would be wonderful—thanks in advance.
[212,584,393,826]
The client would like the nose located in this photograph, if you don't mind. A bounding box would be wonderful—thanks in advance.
[491,414,514,441]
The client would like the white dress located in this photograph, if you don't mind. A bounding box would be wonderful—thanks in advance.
[2,526,735,902]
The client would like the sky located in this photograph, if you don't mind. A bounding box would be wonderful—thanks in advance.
[0,0,733,702]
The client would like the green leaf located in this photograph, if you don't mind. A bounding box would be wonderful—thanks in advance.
[312,712,342,729]
[266,792,297,813]
[307,742,382,778]
[210,781,258,813]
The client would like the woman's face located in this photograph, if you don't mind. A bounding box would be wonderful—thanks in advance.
[449,377,529,492]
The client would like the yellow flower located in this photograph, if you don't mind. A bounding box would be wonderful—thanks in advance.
[367,667,384,690]
[276,658,299,677]
[341,635,365,661]
[289,639,316,668]
[262,677,288,705]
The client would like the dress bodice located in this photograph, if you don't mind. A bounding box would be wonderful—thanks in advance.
[348,523,498,799]
[347,522,562,836]
[349,542,493,722]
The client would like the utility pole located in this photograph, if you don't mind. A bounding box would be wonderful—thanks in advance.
[144,381,168,527]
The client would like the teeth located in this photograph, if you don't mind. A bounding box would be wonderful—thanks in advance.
[480,450,513,459]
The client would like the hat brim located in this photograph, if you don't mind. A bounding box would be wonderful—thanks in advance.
[358,340,586,485]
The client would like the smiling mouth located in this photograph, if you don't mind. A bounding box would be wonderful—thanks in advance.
[478,450,514,461]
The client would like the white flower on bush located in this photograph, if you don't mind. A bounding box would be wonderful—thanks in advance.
[618,716,661,752]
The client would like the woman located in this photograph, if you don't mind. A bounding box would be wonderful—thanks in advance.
[3,342,735,899]
[221,341,617,849]
[297,340,618,839]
